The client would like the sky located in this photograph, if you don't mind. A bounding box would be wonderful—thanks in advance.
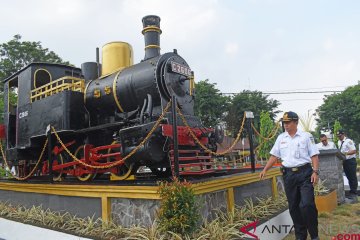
[1,0,360,123]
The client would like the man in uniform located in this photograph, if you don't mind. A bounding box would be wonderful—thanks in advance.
[337,130,358,202]
[316,134,336,150]
[259,111,320,240]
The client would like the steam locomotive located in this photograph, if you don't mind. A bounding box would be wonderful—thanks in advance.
[1,15,222,181]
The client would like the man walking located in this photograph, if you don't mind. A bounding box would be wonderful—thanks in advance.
[337,130,358,202]
[259,111,320,240]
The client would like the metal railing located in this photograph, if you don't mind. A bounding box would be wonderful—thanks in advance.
[30,76,85,102]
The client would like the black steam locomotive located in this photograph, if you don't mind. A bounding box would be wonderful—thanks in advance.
[1,15,221,181]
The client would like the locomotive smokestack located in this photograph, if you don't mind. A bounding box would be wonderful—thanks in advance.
[142,15,161,60]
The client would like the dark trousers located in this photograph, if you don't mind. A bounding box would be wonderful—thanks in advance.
[283,166,318,240]
[343,158,358,196]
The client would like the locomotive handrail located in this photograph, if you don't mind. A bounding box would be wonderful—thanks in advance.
[51,100,172,169]
[176,107,247,156]
[0,139,48,181]
[30,76,85,102]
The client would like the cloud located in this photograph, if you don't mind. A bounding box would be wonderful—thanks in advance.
[323,38,334,50]
[1,0,360,119]
[225,42,239,55]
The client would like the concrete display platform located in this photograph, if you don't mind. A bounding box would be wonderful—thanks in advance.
[0,168,282,227]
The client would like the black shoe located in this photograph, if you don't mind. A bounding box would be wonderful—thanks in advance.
[345,197,358,204]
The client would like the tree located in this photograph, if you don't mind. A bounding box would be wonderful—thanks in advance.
[225,90,280,136]
[257,111,280,160]
[194,79,230,127]
[0,35,71,123]
[0,35,70,84]
[333,120,342,146]
[316,83,360,144]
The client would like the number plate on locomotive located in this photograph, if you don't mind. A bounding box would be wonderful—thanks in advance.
[171,61,192,76]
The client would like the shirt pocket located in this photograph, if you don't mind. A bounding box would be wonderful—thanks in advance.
[298,143,308,158]
[279,143,288,157]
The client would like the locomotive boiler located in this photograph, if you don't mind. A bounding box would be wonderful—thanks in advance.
[1,15,221,181]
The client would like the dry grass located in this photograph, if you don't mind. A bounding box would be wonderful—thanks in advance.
[283,197,360,240]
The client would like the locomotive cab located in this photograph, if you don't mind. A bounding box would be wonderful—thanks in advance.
[3,63,86,160]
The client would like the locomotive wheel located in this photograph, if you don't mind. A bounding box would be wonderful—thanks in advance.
[111,163,136,180]
[73,145,96,181]
[52,153,67,182]
[106,141,137,180]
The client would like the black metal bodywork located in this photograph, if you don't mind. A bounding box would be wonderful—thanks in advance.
[1,15,215,178]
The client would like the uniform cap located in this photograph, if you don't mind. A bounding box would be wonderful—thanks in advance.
[336,129,345,136]
[282,111,299,122]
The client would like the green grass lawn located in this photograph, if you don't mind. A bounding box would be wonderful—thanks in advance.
[284,197,360,239]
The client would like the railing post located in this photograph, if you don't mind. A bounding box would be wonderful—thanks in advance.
[171,96,179,178]
[272,176,279,199]
[46,125,53,182]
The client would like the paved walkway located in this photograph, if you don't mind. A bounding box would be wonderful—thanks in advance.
[0,218,92,240]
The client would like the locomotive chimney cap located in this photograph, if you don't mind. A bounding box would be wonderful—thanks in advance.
[142,15,161,27]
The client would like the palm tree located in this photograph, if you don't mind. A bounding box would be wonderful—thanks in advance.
[299,110,315,132]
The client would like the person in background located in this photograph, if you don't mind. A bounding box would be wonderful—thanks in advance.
[316,134,336,150]
[259,111,320,240]
[337,130,358,202]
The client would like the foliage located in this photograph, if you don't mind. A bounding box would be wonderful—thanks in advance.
[0,35,71,123]
[257,111,279,160]
[194,79,230,127]
[157,178,200,236]
[0,202,127,239]
[316,83,360,144]
[0,35,70,82]
[314,179,330,196]
[224,90,280,137]
[0,192,289,240]
[333,120,342,146]
[194,193,288,240]
[299,111,315,132]
[0,91,17,123]
[0,166,9,177]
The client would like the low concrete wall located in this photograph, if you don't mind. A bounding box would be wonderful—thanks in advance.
[0,190,101,219]
[111,198,159,226]
[318,149,345,203]
[199,190,228,221]
[234,179,272,206]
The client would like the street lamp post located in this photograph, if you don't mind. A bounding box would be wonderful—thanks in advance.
[245,111,255,173]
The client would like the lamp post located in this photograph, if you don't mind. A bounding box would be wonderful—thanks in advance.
[245,111,255,173]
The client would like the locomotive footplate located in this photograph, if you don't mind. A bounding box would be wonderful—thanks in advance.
[169,149,215,176]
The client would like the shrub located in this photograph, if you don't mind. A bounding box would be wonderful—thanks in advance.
[0,166,10,178]
[314,179,330,196]
[157,177,200,236]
